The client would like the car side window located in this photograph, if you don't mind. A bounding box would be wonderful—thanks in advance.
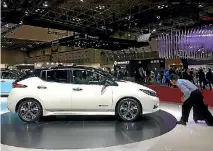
[72,69,106,85]
[40,71,46,80]
[46,70,69,83]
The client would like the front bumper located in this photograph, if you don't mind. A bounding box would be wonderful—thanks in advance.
[152,102,160,112]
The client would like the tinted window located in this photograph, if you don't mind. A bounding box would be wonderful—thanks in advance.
[1,72,16,79]
[41,71,46,80]
[46,70,69,83]
[72,69,106,85]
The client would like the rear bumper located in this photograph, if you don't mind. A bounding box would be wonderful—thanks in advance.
[7,91,17,113]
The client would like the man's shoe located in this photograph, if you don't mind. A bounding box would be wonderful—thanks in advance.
[177,120,187,126]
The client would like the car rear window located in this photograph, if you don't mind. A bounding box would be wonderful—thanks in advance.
[15,70,41,83]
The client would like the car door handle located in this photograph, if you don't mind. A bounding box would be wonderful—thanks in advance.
[73,88,82,91]
[37,86,47,89]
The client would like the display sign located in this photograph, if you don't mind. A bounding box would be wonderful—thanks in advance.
[114,61,129,65]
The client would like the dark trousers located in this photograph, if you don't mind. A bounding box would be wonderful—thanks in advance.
[166,78,172,87]
[199,80,206,90]
[181,90,205,122]
[207,80,213,90]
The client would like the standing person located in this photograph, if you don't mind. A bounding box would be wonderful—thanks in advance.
[206,68,213,90]
[145,68,151,83]
[170,74,212,126]
[135,66,144,84]
[114,66,123,80]
[182,69,190,80]
[189,69,195,84]
[164,70,171,87]
[198,68,207,90]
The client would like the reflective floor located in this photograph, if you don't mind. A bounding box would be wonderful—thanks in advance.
[1,98,213,151]
[1,110,176,149]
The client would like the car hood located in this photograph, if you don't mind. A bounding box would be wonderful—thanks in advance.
[116,81,156,92]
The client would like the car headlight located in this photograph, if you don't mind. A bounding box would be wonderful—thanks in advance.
[140,89,157,97]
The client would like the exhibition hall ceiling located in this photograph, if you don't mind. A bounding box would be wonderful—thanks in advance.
[1,24,73,51]
[1,0,213,51]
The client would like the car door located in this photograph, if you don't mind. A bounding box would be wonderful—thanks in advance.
[36,69,72,112]
[70,69,114,112]
[0,71,16,95]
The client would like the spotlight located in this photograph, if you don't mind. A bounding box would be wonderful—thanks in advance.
[152,29,156,33]
[43,1,48,7]
[3,2,7,8]
[156,16,160,19]
[25,11,29,16]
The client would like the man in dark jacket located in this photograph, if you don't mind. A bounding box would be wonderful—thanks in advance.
[206,68,213,90]
[198,68,207,90]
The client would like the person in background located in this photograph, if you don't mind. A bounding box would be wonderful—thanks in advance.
[145,68,151,83]
[135,67,145,84]
[206,68,213,90]
[198,68,207,90]
[178,69,183,79]
[154,68,158,82]
[160,68,164,83]
[182,69,190,80]
[188,69,195,84]
[114,66,123,80]
[169,74,210,126]
[164,70,171,87]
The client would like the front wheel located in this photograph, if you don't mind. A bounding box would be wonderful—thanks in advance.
[17,99,42,123]
[116,98,141,121]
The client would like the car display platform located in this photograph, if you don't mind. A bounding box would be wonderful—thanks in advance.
[1,110,177,150]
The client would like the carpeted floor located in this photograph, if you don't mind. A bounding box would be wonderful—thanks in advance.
[148,85,213,107]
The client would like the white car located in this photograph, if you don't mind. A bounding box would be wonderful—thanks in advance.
[7,66,159,122]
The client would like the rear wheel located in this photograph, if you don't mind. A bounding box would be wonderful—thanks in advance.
[116,98,141,121]
[17,99,42,123]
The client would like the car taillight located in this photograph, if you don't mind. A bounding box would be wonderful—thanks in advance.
[12,83,27,88]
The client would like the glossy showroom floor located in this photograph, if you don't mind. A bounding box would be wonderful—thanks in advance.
[1,97,213,151]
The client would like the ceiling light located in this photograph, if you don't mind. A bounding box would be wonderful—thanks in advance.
[3,2,7,8]
[198,4,203,8]
[80,0,83,2]
[25,11,29,16]
[152,29,156,33]
[43,1,48,7]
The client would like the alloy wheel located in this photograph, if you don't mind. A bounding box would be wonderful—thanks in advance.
[119,99,139,121]
[19,101,40,122]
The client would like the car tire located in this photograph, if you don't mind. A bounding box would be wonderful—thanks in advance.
[17,99,42,123]
[116,98,141,121]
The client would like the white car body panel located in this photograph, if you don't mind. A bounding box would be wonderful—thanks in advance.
[7,76,159,117]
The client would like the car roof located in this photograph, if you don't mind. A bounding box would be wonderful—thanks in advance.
[38,66,99,71]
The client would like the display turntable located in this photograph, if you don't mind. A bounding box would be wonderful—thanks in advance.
[1,110,176,149]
